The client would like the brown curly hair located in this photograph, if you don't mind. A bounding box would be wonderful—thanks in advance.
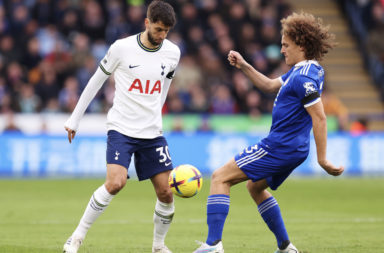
[281,12,335,61]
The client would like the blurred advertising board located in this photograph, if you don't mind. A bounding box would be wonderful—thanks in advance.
[0,132,383,177]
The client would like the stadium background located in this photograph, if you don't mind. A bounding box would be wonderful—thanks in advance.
[0,0,383,177]
[0,1,384,252]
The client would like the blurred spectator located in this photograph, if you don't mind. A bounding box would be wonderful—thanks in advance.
[232,71,252,113]
[17,84,41,113]
[2,111,22,133]
[366,1,384,62]
[350,117,368,136]
[245,90,262,118]
[0,35,21,63]
[23,37,42,69]
[210,84,236,114]
[321,85,349,131]
[81,1,106,41]
[58,76,79,112]
[35,64,60,108]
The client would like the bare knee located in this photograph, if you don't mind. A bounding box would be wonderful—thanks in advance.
[247,180,261,194]
[211,169,222,185]
[105,178,126,195]
[156,187,173,203]
[246,179,271,205]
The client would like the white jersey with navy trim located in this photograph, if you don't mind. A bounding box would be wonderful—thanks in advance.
[99,34,180,139]
[261,60,324,155]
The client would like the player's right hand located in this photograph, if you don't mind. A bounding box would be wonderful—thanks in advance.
[319,159,344,176]
[228,50,246,69]
[65,126,76,144]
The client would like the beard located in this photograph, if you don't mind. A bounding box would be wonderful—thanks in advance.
[147,31,161,46]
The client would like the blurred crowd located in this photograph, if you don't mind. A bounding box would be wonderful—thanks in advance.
[338,0,384,99]
[0,0,292,117]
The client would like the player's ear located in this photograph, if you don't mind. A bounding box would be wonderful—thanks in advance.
[144,18,150,30]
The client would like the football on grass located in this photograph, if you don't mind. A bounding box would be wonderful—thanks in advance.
[168,164,203,198]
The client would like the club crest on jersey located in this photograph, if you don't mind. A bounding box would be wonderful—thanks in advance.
[303,82,316,96]
[161,64,165,76]
[318,69,324,77]
[128,79,161,94]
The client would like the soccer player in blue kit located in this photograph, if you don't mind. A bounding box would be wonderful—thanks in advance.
[194,12,345,253]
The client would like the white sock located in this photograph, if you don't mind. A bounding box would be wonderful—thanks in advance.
[153,199,174,248]
[72,184,114,239]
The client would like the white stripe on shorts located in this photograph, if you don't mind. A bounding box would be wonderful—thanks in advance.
[237,148,268,168]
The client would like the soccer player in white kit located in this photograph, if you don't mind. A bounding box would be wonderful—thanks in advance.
[63,1,180,253]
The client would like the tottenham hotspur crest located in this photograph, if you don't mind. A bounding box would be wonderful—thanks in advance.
[161,64,165,76]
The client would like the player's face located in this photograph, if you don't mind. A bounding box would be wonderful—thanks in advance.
[145,19,170,46]
[280,35,305,66]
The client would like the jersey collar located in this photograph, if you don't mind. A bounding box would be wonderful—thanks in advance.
[294,60,319,67]
[137,33,163,52]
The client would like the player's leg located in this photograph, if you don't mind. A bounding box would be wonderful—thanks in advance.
[63,164,127,253]
[247,179,297,253]
[194,158,248,253]
[133,136,175,253]
[150,170,174,253]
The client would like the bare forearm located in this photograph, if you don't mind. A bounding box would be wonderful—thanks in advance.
[228,50,280,93]
[312,116,328,164]
[240,63,279,93]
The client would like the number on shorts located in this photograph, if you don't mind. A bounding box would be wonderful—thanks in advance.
[156,146,171,163]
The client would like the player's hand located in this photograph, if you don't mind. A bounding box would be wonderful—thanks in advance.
[65,126,76,144]
[228,50,246,69]
[318,159,344,176]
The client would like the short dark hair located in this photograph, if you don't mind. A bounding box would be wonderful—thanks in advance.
[281,12,335,61]
[147,0,176,28]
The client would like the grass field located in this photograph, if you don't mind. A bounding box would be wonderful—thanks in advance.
[0,177,383,253]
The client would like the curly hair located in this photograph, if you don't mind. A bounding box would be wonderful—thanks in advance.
[281,12,335,61]
[147,0,176,28]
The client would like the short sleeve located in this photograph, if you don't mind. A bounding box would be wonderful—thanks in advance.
[99,42,120,75]
[166,46,181,79]
[292,75,321,108]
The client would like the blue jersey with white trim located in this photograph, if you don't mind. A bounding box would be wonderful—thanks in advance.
[261,60,324,155]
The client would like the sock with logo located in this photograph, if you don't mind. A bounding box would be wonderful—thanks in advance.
[153,199,174,248]
[258,196,290,249]
[72,184,114,239]
[206,194,230,245]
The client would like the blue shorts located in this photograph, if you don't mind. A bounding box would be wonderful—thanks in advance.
[234,142,307,190]
[106,130,173,181]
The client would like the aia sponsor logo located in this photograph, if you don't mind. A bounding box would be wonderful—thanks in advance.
[128,79,161,94]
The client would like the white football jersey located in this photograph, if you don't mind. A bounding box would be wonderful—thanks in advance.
[100,33,180,138]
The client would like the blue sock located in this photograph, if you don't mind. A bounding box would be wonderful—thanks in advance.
[258,196,290,249]
[206,194,230,245]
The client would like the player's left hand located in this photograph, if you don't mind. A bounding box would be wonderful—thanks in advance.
[319,159,344,176]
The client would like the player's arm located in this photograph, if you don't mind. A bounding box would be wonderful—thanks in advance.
[64,67,109,143]
[228,50,281,93]
[306,100,344,176]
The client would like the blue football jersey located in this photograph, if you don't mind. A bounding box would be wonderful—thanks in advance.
[261,60,324,155]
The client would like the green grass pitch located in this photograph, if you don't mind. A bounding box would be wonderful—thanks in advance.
[0,177,383,253]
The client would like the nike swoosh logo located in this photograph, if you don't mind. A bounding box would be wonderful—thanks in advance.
[165,162,172,166]
[129,65,139,69]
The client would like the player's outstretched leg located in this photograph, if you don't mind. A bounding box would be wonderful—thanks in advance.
[247,180,295,252]
[192,194,228,253]
[152,199,174,253]
[63,184,114,253]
